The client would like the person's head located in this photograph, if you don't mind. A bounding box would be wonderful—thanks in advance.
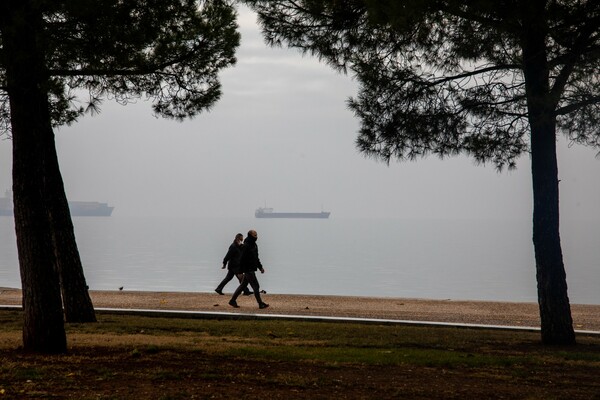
[235,233,243,244]
[248,230,258,240]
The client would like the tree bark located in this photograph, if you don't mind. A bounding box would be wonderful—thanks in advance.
[2,1,96,326]
[520,0,575,345]
[0,0,67,353]
[44,140,97,323]
[530,121,575,345]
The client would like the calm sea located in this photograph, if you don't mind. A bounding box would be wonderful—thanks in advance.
[1,216,598,304]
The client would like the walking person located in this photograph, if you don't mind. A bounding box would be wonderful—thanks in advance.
[229,229,269,309]
[215,233,251,296]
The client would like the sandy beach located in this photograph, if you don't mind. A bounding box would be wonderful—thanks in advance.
[1,287,599,332]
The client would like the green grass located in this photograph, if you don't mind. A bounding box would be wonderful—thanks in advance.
[225,344,531,368]
[3,312,600,368]
[2,310,599,370]
[2,310,600,399]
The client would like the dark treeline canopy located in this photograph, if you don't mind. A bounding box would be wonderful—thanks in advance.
[244,0,600,344]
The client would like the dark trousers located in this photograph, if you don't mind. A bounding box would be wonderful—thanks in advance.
[216,270,250,294]
[232,271,263,304]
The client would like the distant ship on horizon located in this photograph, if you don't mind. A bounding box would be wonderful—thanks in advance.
[255,207,330,219]
[0,189,114,217]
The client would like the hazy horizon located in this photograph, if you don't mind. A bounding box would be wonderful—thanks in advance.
[0,5,599,221]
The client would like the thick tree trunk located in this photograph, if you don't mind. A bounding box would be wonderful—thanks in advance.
[2,1,95,326]
[44,141,97,323]
[530,122,574,345]
[521,0,575,345]
[0,1,67,353]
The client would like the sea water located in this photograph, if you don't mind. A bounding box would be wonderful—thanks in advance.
[1,216,598,304]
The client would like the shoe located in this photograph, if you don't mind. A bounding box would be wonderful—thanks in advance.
[259,302,269,309]
[228,299,239,308]
[215,289,224,295]
[243,291,253,296]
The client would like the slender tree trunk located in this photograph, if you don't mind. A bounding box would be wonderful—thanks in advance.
[44,139,97,323]
[520,0,575,345]
[0,0,67,353]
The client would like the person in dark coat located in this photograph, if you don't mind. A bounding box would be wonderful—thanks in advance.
[215,233,251,295]
[229,229,269,309]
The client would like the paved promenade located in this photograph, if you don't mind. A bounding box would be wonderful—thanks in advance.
[1,288,599,332]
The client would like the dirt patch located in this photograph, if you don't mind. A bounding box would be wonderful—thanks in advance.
[2,346,599,399]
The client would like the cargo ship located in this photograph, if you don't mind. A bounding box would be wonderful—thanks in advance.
[255,207,330,219]
[67,201,114,217]
[0,190,11,216]
[0,189,114,217]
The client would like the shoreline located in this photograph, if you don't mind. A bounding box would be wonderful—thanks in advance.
[2,288,600,332]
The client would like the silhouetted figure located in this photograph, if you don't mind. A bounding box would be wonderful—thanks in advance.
[229,230,268,309]
[215,233,251,296]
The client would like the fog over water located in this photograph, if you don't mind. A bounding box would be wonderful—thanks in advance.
[1,216,599,304]
[1,7,599,303]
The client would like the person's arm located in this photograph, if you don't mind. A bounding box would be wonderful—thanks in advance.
[256,247,264,273]
[222,245,234,269]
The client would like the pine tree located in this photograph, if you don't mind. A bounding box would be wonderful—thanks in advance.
[244,0,600,345]
[0,0,239,352]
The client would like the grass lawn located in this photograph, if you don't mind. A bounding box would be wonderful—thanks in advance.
[1,309,599,399]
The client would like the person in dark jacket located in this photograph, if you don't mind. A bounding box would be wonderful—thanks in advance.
[215,233,251,295]
[229,229,269,309]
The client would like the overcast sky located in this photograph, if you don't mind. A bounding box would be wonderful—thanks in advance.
[1,6,599,220]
